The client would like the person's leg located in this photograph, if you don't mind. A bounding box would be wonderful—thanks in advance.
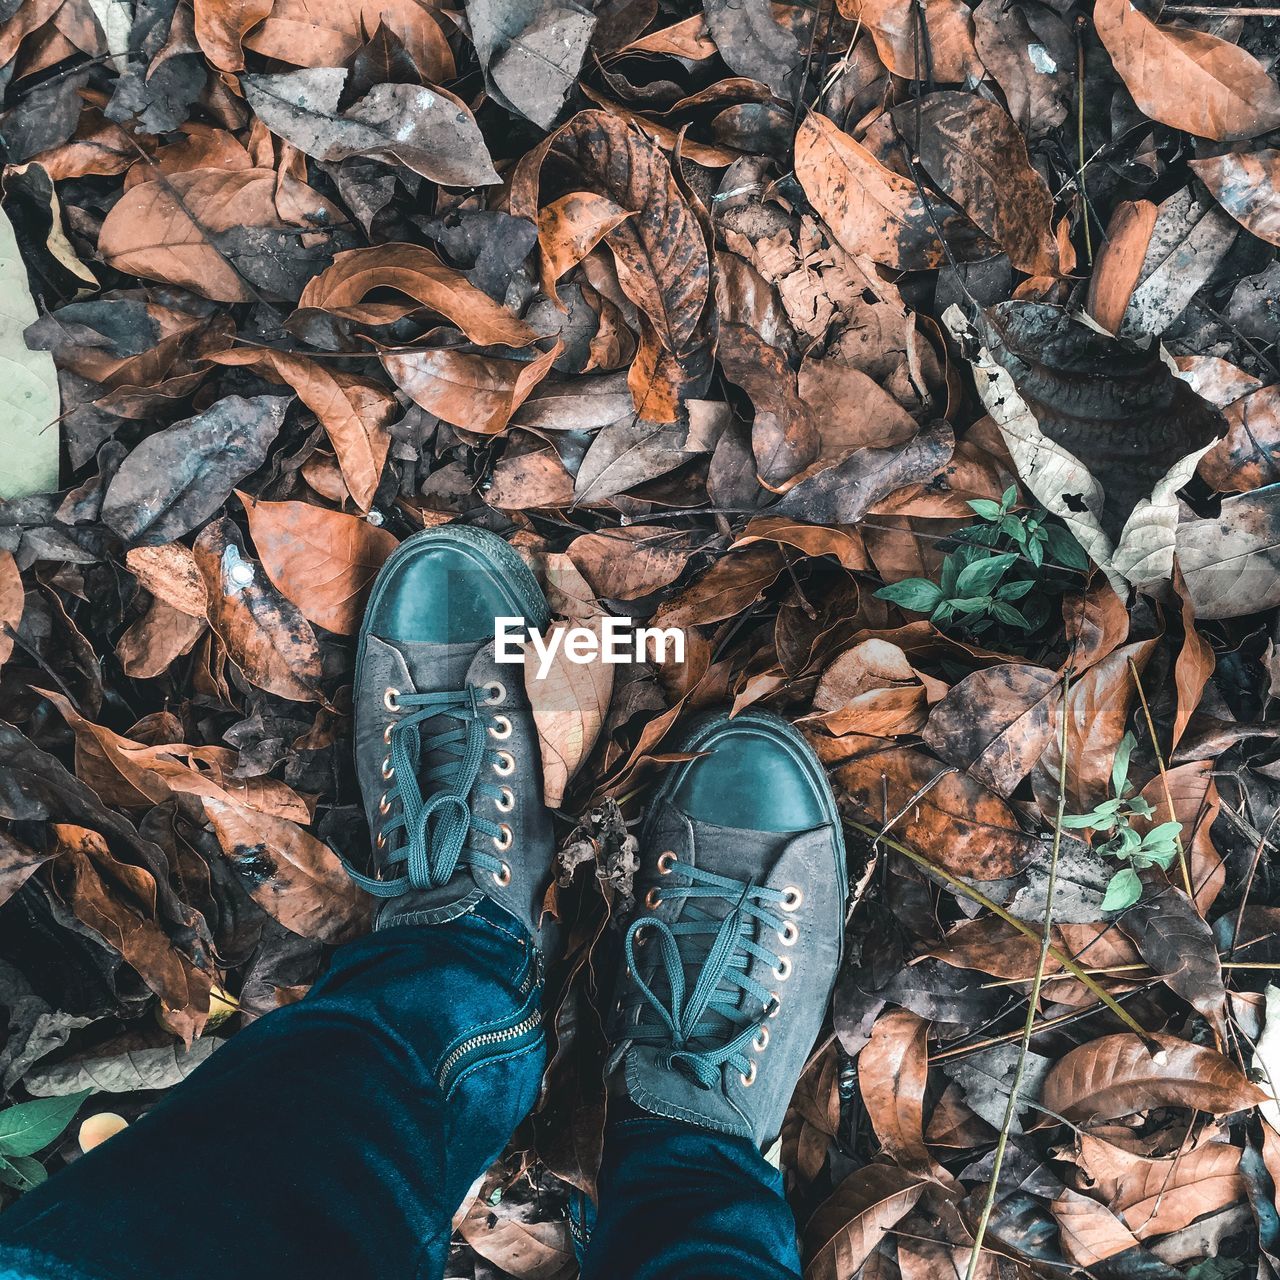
[0,527,563,1280]
[587,708,847,1280]
[0,902,544,1280]
[582,1105,801,1280]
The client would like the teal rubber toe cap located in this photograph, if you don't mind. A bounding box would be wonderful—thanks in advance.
[668,711,832,833]
[364,528,550,645]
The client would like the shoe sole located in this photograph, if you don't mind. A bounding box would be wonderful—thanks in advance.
[356,524,552,673]
[643,707,849,946]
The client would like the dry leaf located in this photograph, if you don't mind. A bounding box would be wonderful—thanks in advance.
[238,493,398,635]
[524,618,614,808]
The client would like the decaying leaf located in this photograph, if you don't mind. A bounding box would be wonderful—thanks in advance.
[896,92,1058,275]
[922,664,1061,797]
[804,1164,928,1279]
[243,70,501,186]
[102,396,291,546]
[835,746,1039,879]
[795,113,954,271]
[202,795,371,943]
[1191,149,1280,248]
[947,301,1224,592]
[192,519,325,703]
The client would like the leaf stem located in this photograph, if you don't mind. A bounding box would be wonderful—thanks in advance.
[1127,657,1195,898]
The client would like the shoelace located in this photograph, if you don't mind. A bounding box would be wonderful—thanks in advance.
[347,685,511,898]
[623,859,795,1089]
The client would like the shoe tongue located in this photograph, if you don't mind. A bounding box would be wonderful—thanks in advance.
[670,812,796,888]
[387,637,485,693]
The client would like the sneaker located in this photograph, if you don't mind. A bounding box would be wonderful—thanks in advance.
[605,709,847,1147]
[349,525,555,944]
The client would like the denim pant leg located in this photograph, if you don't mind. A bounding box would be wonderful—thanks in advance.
[582,1107,803,1280]
[0,900,545,1280]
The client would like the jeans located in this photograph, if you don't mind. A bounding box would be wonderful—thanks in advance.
[0,900,801,1280]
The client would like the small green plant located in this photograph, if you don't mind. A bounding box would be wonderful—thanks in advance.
[874,487,1088,641]
[0,1089,91,1195]
[1059,733,1182,912]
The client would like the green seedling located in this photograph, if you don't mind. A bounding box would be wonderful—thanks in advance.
[1059,733,1182,912]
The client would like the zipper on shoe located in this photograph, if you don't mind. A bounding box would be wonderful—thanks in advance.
[437,1007,542,1092]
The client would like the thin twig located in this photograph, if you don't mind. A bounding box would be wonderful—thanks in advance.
[1231,809,1280,956]
[964,672,1071,1280]
[844,818,1156,1042]
[1164,4,1280,12]
[1128,657,1195,898]
[1075,18,1094,266]
[932,982,1161,1062]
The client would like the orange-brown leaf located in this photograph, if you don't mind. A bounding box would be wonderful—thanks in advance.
[795,113,949,271]
[835,746,1038,879]
[202,795,371,942]
[0,549,23,669]
[1094,0,1280,140]
[384,344,560,435]
[193,519,324,703]
[295,244,537,347]
[804,1164,927,1280]
[239,493,398,635]
[1040,1032,1264,1123]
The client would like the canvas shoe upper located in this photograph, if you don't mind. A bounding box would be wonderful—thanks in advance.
[605,709,847,1148]
[348,525,555,946]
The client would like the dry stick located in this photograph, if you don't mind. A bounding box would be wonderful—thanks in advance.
[1164,4,1280,11]
[1075,18,1094,266]
[1127,657,1196,898]
[843,818,1155,1040]
[933,981,1161,1063]
[963,671,1071,1280]
[1230,808,1280,956]
[983,957,1278,987]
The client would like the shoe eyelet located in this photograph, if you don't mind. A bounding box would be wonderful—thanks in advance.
[634,926,649,946]
[780,886,802,912]
[645,887,663,909]
[657,851,678,875]
[753,1027,770,1052]
[768,992,781,1016]
[489,714,513,741]
[496,786,515,813]
[741,1061,757,1087]
[384,687,401,712]
[493,823,513,852]
[375,832,386,849]
[484,682,506,705]
[493,750,515,777]
[773,956,792,981]
[378,793,392,816]
[381,756,394,780]
[493,861,512,887]
[777,921,799,947]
